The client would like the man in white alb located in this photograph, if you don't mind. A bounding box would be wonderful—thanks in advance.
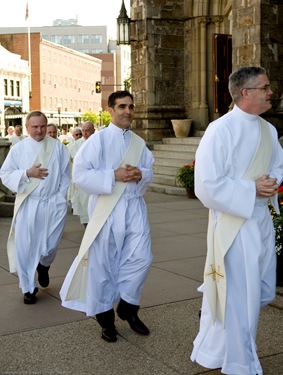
[0,111,70,304]
[67,121,95,226]
[9,125,26,146]
[60,91,154,343]
[190,67,283,375]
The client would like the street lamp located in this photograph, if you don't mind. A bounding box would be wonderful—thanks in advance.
[117,0,131,45]
[57,103,62,129]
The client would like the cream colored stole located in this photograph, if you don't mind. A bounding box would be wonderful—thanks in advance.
[204,118,272,325]
[65,132,145,301]
[7,136,57,273]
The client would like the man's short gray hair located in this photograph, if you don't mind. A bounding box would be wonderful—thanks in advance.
[228,66,266,103]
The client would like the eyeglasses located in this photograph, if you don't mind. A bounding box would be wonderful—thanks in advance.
[245,85,271,91]
[74,133,82,136]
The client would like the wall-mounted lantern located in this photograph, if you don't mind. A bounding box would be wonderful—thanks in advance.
[117,0,131,45]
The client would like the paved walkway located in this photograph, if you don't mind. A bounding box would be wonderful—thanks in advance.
[0,192,282,374]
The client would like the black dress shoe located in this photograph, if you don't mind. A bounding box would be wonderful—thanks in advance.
[121,314,150,335]
[117,298,150,335]
[24,287,38,305]
[37,263,50,288]
[96,309,118,342]
[101,326,118,342]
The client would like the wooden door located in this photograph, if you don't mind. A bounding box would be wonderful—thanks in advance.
[213,34,232,114]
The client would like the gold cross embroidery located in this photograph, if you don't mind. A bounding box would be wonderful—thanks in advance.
[205,264,224,282]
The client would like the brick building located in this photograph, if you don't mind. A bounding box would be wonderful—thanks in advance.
[0,32,102,129]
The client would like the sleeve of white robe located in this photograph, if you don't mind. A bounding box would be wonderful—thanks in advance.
[0,140,70,197]
[0,146,30,194]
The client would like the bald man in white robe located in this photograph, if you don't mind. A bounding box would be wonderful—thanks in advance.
[0,111,70,304]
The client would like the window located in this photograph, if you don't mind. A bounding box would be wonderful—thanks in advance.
[78,34,89,44]
[91,34,102,43]
[78,49,90,54]
[16,81,20,97]
[91,49,103,53]
[51,35,62,44]
[10,80,14,96]
[64,35,75,44]
[4,79,8,96]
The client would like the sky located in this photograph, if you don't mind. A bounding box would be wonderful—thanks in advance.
[0,0,131,39]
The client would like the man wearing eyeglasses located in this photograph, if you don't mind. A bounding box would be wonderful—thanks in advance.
[191,67,283,375]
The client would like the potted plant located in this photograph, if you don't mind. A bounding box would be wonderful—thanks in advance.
[269,185,283,286]
[176,161,196,198]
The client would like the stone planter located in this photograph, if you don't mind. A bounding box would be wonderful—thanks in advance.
[171,119,192,138]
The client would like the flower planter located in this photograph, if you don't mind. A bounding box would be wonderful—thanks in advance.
[276,252,283,286]
[171,119,192,138]
[186,188,197,199]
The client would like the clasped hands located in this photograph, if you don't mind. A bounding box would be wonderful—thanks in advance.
[26,163,49,180]
[115,164,142,183]
[256,175,278,198]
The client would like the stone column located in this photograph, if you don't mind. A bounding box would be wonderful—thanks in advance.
[130,0,186,142]
[232,1,283,128]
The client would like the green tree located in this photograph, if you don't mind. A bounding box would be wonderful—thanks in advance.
[124,77,131,91]
[81,110,99,125]
[100,110,112,127]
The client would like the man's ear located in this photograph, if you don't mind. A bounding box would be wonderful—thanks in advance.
[107,106,113,116]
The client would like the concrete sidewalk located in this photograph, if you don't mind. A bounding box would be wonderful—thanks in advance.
[0,192,282,375]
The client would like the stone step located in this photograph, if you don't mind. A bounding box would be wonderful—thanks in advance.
[148,135,202,196]
[153,150,195,161]
[153,174,177,187]
[162,137,202,145]
[153,164,179,177]
[153,157,192,168]
[153,143,199,152]
[147,183,187,196]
